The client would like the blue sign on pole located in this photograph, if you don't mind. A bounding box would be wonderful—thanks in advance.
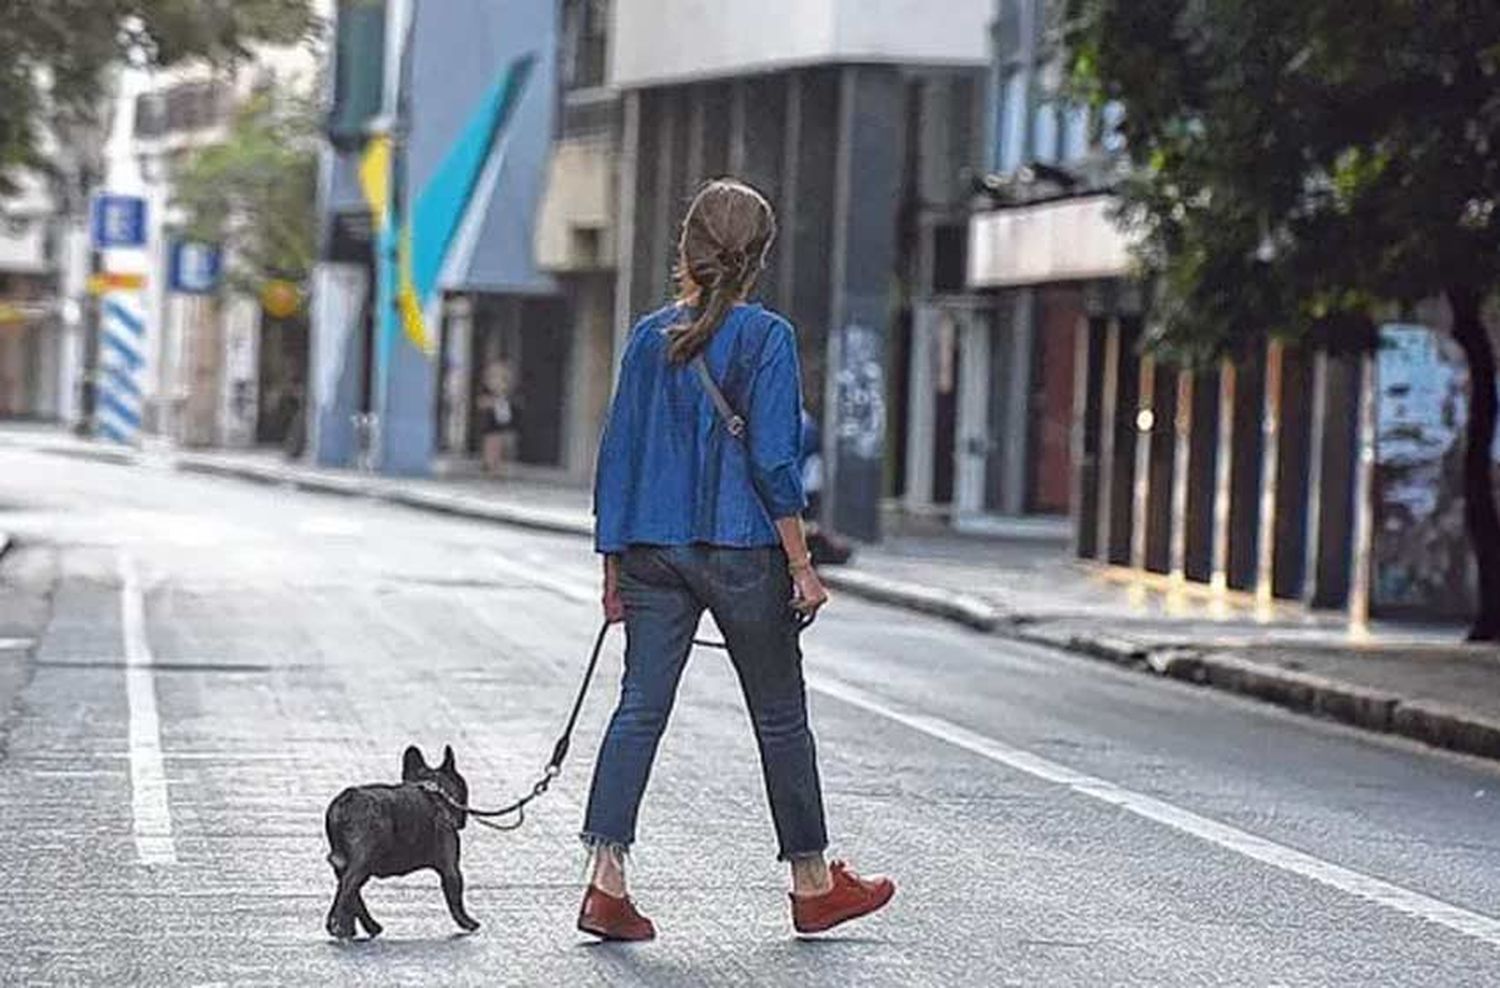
[169,241,223,294]
[90,195,148,249]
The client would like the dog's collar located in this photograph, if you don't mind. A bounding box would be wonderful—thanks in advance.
[414,780,463,829]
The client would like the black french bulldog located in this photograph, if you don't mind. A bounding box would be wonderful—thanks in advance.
[324,744,480,939]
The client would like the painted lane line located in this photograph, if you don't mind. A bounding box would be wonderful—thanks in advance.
[807,672,1500,950]
[488,559,1500,947]
[119,551,177,866]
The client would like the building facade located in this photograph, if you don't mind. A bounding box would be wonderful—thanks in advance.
[963,0,1500,624]
[609,0,993,539]
[84,14,330,449]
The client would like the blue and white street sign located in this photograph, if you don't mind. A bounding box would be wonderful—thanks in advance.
[90,195,148,249]
[169,241,223,294]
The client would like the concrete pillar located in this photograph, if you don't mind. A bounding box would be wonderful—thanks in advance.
[613,90,641,373]
[1255,339,1285,604]
[440,294,473,455]
[823,66,907,541]
[904,304,938,511]
[1304,351,1362,608]
[1099,318,1140,564]
[1169,369,1194,579]
[309,262,370,467]
[998,289,1035,516]
[1071,315,1106,559]
[954,308,991,519]
[1348,351,1378,630]
[180,294,221,448]
[1271,344,1313,598]
[1226,347,1265,591]
[1184,366,1220,583]
[1130,355,1155,570]
[218,294,260,448]
[1210,361,1236,591]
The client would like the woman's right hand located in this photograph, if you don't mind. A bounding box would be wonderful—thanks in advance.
[790,564,829,618]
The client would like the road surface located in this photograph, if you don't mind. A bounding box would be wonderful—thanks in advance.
[2,442,1500,986]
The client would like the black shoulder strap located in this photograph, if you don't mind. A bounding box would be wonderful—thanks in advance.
[692,354,747,440]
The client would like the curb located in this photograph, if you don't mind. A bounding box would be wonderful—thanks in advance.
[819,569,1002,632]
[1051,628,1500,763]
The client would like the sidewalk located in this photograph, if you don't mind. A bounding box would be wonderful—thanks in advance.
[10,425,1500,762]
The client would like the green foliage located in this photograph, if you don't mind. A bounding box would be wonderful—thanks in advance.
[1064,0,1500,363]
[0,0,317,197]
[171,89,318,292]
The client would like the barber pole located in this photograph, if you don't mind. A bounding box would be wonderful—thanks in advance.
[96,291,147,445]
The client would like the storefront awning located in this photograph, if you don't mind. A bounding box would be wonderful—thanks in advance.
[968,194,1134,289]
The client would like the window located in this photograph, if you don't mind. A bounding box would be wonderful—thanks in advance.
[563,0,609,91]
[1060,103,1090,162]
[1031,99,1058,163]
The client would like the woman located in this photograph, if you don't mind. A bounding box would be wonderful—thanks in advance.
[477,360,520,473]
[579,179,894,941]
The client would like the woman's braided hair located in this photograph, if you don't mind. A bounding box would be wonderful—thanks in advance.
[667,178,776,363]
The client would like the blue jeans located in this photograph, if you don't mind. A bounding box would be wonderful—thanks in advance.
[581,545,829,861]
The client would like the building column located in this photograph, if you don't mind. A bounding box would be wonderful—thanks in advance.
[1348,351,1378,630]
[309,261,370,467]
[1226,346,1266,590]
[1255,339,1285,604]
[1070,314,1106,559]
[953,307,991,518]
[1210,361,1237,591]
[998,289,1035,516]
[218,294,260,448]
[904,304,938,511]
[612,90,641,376]
[1304,351,1362,608]
[1183,366,1220,583]
[1130,355,1155,570]
[1169,369,1194,579]
[823,65,907,541]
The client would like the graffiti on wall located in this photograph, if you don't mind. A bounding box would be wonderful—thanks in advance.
[834,323,886,462]
[1372,323,1499,617]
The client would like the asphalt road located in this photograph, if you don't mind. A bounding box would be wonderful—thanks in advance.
[3,441,1500,986]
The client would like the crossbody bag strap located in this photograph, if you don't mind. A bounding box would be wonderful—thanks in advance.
[691,354,747,440]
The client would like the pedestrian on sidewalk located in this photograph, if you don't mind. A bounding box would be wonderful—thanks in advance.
[581,178,894,941]
[477,360,520,473]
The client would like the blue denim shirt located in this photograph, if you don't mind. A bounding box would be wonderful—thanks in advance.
[593,302,807,554]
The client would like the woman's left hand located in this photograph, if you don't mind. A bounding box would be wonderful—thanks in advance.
[790,565,829,618]
[602,555,626,624]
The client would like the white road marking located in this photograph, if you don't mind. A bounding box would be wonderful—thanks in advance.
[498,560,1500,949]
[808,672,1500,950]
[119,551,177,866]
[0,637,34,650]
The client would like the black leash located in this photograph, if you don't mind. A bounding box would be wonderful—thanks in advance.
[421,610,813,832]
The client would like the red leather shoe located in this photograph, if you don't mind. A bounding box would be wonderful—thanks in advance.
[577,885,656,942]
[790,861,895,934]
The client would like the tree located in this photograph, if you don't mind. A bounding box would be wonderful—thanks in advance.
[172,88,319,292]
[0,0,317,198]
[1065,0,1500,640]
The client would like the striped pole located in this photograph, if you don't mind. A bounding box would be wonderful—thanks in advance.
[96,290,147,445]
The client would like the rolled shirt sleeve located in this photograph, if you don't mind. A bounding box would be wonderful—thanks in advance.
[746,318,808,520]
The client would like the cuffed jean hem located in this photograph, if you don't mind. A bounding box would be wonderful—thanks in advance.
[777,846,829,864]
[580,832,632,857]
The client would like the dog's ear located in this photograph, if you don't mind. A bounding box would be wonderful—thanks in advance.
[402,745,427,780]
[440,744,456,772]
